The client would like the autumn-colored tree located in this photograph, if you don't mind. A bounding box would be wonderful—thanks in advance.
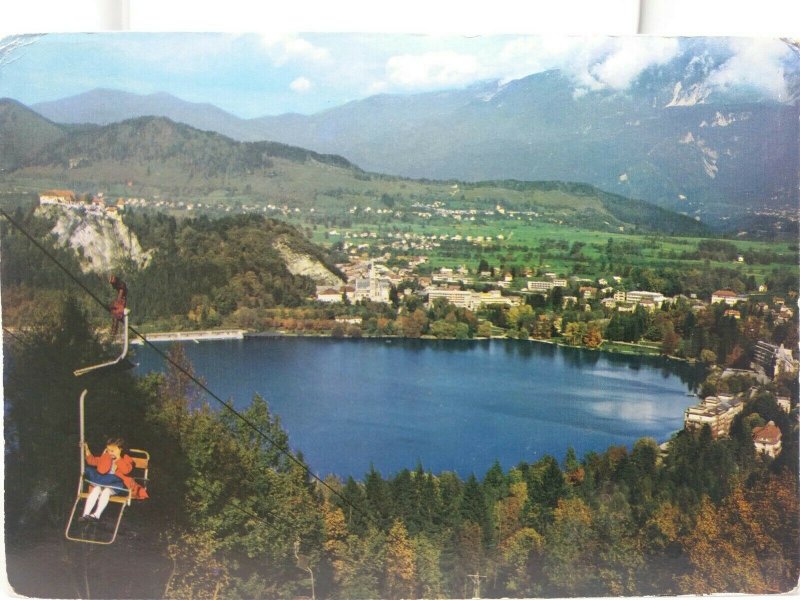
[583,323,603,348]
[660,321,681,356]
[384,519,416,600]
[452,521,485,593]
[163,528,230,600]
[747,472,800,592]
[508,304,535,333]
[563,321,587,346]
[477,320,495,338]
[322,502,351,590]
[398,308,428,338]
[591,491,644,595]
[679,494,766,594]
[532,314,552,339]
[725,344,745,367]
[644,501,685,552]
[495,480,528,543]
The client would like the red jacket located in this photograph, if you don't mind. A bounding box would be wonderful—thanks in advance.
[86,451,149,500]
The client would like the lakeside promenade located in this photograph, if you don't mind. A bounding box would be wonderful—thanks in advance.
[130,329,246,345]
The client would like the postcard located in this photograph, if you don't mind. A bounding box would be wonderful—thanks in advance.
[1,32,797,599]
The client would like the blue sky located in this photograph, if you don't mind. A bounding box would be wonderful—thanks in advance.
[0,33,794,118]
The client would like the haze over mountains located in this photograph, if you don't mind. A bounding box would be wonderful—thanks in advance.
[27,41,800,223]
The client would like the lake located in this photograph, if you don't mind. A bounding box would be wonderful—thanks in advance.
[135,336,703,478]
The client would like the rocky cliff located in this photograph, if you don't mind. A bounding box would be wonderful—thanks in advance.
[272,236,344,287]
[36,204,152,274]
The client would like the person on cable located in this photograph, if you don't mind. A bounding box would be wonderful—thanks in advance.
[80,438,148,521]
[108,274,127,336]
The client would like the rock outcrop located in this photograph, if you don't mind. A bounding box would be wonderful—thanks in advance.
[36,204,152,274]
[272,236,343,287]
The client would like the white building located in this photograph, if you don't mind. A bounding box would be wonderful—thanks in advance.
[711,290,748,306]
[752,421,782,457]
[470,290,521,310]
[528,280,555,292]
[427,287,472,308]
[316,287,343,303]
[426,288,521,311]
[625,290,665,307]
[684,395,744,438]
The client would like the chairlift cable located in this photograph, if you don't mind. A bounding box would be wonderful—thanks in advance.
[1,209,369,522]
[5,328,287,531]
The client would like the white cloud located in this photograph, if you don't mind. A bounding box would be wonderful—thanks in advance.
[495,36,680,92]
[290,76,312,92]
[261,34,331,66]
[591,37,680,89]
[385,50,480,88]
[707,39,791,100]
[379,37,679,94]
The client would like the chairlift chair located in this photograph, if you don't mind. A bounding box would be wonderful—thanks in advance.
[73,309,134,377]
[65,390,150,545]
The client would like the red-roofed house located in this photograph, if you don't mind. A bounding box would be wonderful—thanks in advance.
[711,290,747,306]
[752,421,782,457]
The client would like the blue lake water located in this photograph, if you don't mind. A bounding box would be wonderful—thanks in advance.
[134,337,702,478]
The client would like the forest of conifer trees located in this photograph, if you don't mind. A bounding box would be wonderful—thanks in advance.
[2,299,797,598]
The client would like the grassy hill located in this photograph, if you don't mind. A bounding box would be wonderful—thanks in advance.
[0,104,709,236]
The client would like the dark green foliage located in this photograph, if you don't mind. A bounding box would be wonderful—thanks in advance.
[1,210,336,328]
[32,115,358,176]
[124,213,326,320]
[605,306,649,342]
[3,297,798,598]
[3,303,322,598]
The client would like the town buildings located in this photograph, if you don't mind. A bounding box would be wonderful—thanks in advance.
[684,394,744,438]
[752,341,798,379]
[39,189,125,218]
[426,287,521,311]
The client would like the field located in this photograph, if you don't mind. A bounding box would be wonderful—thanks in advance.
[302,215,796,286]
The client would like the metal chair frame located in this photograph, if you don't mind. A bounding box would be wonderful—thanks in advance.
[65,389,150,545]
[73,309,130,377]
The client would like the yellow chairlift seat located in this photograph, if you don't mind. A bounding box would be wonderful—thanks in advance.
[65,390,151,545]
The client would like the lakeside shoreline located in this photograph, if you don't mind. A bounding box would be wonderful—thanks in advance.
[131,326,694,365]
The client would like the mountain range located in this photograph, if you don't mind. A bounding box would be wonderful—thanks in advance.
[26,42,800,221]
[0,99,709,237]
